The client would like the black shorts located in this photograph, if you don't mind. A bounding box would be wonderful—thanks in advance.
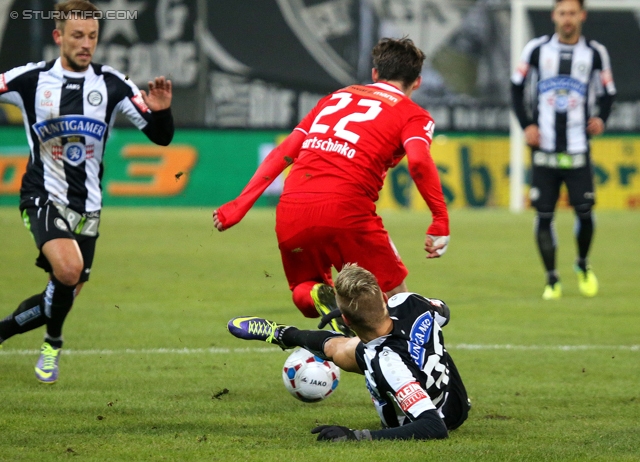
[20,198,100,283]
[440,352,471,431]
[529,154,595,213]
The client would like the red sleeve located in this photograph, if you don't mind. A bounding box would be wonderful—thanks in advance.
[405,138,449,236]
[215,129,306,229]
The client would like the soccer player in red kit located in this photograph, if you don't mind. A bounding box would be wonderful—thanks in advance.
[213,38,449,333]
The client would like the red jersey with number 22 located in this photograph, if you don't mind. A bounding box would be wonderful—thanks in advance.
[282,82,435,202]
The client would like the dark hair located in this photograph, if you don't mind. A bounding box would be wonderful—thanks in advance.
[54,0,100,30]
[555,0,584,7]
[371,37,425,89]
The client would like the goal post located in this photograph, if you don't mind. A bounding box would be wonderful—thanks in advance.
[509,0,640,212]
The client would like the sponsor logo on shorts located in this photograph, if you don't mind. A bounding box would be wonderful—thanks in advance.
[396,382,429,413]
[0,73,7,93]
[529,187,540,201]
[54,217,69,232]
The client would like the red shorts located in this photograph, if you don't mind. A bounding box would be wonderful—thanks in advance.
[275,196,408,293]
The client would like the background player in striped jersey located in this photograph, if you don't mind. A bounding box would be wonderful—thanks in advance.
[0,0,174,382]
[511,0,615,300]
[214,38,449,332]
[228,263,470,441]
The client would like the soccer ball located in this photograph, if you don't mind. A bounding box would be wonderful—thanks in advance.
[282,348,340,403]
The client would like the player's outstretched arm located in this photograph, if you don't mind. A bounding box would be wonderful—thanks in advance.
[405,139,450,258]
[140,76,172,111]
[133,76,174,146]
[312,410,448,442]
[213,130,306,231]
[323,336,362,374]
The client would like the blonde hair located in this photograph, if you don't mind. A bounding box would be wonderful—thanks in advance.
[334,264,386,334]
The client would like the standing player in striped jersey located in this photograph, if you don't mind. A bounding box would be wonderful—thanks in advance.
[214,38,449,332]
[511,0,615,300]
[0,0,174,382]
[227,264,470,441]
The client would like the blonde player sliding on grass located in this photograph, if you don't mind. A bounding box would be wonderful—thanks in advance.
[0,0,174,383]
[214,37,449,337]
[511,0,615,300]
[228,264,470,442]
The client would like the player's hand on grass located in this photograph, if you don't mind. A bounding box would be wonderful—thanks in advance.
[311,425,371,442]
[425,235,449,258]
[140,76,172,111]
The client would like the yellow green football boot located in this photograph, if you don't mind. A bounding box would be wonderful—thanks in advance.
[542,282,562,300]
[311,283,353,336]
[575,265,598,297]
[35,342,61,384]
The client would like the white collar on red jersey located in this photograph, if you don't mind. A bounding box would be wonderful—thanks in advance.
[368,82,405,96]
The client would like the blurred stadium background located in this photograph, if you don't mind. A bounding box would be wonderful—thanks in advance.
[2,3,639,458]
[1,0,639,211]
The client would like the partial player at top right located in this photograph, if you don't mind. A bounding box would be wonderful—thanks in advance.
[511,0,616,300]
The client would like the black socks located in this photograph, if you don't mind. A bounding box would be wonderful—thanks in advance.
[535,214,557,275]
[280,327,346,361]
[0,275,75,346]
[0,293,46,341]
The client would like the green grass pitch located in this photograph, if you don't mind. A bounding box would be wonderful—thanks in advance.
[1,207,638,461]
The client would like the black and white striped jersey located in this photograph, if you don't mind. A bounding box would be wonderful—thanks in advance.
[0,58,173,213]
[354,292,454,429]
[511,34,616,155]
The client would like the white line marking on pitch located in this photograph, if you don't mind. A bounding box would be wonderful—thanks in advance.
[0,344,638,356]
